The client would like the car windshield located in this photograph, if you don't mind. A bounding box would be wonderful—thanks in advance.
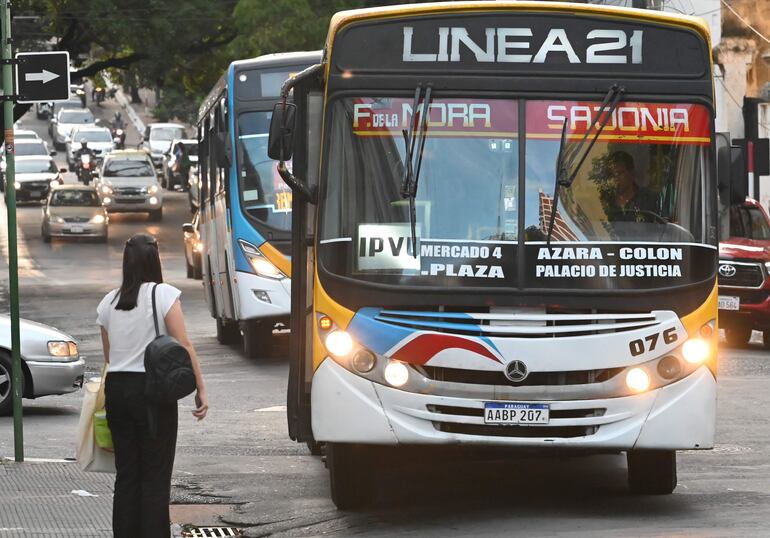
[729,205,770,240]
[14,132,38,140]
[59,110,94,123]
[150,127,184,141]
[50,190,100,206]
[75,130,112,143]
[58,99,83,110]
[237,111,292,231]
[16,159,55,174]
[103,159,153,177]
[319,96,714,290]
[15,142,48,156]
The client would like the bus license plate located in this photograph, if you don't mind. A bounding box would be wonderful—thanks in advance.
[718,295,740,311]
[484,402,549,425]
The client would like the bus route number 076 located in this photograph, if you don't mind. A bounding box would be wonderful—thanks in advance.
[629,327,678,357]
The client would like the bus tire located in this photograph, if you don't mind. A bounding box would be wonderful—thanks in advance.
[326,443,372,510]
[306,439,323,456]
[627,449,677,495]
[242,320,273,359]
[216,317,240,345]
[725,327,752,348]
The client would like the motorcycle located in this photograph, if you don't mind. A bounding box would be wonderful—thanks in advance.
[112,127,126,149]
[77,153,97,185]
[93,86,105,105]
[75,87,87,107]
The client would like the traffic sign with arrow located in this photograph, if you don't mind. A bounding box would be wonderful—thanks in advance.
[15,51,70,103]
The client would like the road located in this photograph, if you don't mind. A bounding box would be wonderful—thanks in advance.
[1,101,770,536]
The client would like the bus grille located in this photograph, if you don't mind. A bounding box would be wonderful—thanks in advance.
[719,262,764,287]
[422,366,623,387]
[375,309,660,338]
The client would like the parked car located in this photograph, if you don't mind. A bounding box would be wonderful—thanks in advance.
[718,198,770,348]
[65,126,115,166]
[182,211,203,279]
[42,185,108,243]
[13,129,41,141]
[0,138,56,186]
[50,108,95,150]
[161,138,198,190]
[96,150,163,220]
[2,156,65,201]
[142,123,185,169]
[48,97,87,137]
[0,315,85,416]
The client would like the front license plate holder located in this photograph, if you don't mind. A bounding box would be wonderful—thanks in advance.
[718,295,740,311]
[69,226,84,233]
[484,402,550,425]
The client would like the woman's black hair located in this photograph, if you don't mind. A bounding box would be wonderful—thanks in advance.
[113,233,163,310]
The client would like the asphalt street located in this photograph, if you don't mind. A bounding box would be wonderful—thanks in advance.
[1,100,770,536]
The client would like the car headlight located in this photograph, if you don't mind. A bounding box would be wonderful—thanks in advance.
[100,184,112,195]
[50,216,65,223]
[48,340,78,357]
[14,181,20,190]
[238,239,285,279]
[90,214,106,224]
[1,161,6,171]
[148,184,159,195]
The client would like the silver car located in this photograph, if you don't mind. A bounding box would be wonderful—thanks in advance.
[50,108,95,150]
[97,150,163,221]
[0,315,85,416]
[3,156,65,202]
[142,123,185,169]
[42,185,109,242]
[65,126,115,166]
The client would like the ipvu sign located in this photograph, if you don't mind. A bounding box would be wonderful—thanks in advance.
[14,51,70,103]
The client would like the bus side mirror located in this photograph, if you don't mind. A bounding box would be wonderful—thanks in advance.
[730,146,748,205]
[716,133,731,202]
[268,102,296,161]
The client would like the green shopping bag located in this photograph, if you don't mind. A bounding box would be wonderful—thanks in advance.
[93,409,113,450]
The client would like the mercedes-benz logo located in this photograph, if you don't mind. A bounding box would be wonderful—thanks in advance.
[719,264,737,278]
[504,360,529,383]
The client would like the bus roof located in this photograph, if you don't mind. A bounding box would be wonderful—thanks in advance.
[326,1,711,50]
[197,50,322,125]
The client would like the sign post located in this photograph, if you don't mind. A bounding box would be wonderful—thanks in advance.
[2,0,23,462]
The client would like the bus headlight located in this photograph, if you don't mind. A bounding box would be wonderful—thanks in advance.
[384,360,409,387]
[682,338,710,364]
[352,349,376,373]
[325,330,353,358]
[238,239,285,280]
[625,367,650,392]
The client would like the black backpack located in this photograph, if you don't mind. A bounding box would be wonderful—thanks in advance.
[144,284,197,404]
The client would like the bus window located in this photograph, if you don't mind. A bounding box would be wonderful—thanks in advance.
[199,124,209,204]
[237,110,292,231]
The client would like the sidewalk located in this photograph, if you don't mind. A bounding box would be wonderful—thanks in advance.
[0,459,113,537]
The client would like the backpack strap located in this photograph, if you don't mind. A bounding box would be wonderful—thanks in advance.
[151,283,160,338]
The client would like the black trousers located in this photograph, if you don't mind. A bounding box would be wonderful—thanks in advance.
[105,372,178,538]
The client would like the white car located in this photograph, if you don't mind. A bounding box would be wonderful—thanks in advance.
[14,129,41,140]
[142,123,185,169]
[66,126,115,166]
[0,315,85,416]
[50,108,95,150]
[0,139,55,187]
[97,150,163,221]
[5,156,65,202]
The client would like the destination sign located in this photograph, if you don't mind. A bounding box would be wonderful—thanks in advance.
[332,13,709,78]
[351,97,518,137]
[527,101,711,145]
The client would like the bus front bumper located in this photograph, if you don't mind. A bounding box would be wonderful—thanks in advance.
[311,358,716,450]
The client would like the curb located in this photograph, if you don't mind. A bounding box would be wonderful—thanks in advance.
[103,75,146,136]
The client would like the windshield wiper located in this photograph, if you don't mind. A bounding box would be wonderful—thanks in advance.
[546,84,625,244]
[401,85,432,258]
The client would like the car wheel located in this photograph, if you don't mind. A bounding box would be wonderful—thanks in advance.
[148,208,163,221]
[726,327,752,348]
[215,317,240,345]
[186,259,193,279]
[0,352,19,417]
[326,443,373,510]
[242,320,274,359]
[627,449,677,495]
[42,228,51,243]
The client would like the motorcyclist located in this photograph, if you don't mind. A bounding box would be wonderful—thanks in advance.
[112,112,127,149]
[74,140,97,183]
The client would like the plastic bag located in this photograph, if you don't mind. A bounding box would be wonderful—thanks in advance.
[75,365,115,473]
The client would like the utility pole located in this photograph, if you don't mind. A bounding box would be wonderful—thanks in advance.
[2,0,23,462]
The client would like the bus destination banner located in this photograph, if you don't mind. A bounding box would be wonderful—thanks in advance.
[333,13,709,78]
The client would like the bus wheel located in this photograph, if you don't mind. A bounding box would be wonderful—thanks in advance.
[243,320,273,359]
[627,449,677,495]
[306,439,323,456]
[326,443,372,510]
[725,327,752,348]
[216,317,240,345]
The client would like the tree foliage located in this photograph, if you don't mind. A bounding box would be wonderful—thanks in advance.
[10,0,428,123]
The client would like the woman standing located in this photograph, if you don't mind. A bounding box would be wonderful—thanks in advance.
[97,233,208,537]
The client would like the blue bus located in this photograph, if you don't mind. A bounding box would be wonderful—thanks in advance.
[197,51,321,357]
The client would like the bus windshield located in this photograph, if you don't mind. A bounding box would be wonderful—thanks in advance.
[237,110,292,231]
[319,96,713,289]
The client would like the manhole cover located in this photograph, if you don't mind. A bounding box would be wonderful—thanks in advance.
[181,526,242,537]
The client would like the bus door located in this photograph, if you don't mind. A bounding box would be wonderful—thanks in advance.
[199,120,217,318]
[214,99,238,321]
[283,77,323,443]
